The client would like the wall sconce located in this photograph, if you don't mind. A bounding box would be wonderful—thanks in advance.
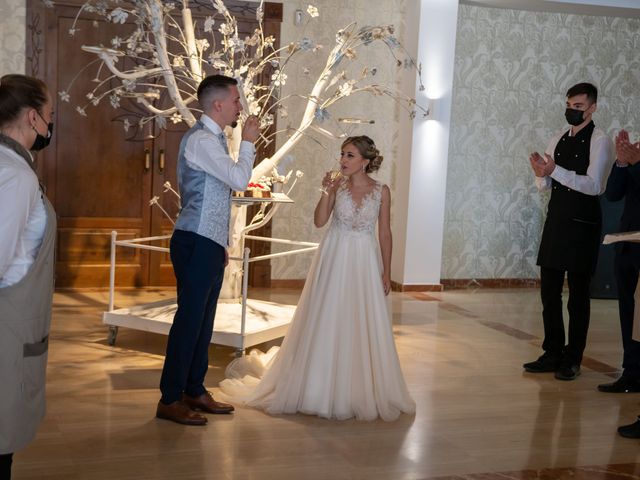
[424,97,435,120]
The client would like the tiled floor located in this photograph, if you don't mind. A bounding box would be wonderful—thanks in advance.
[11,287,640,479]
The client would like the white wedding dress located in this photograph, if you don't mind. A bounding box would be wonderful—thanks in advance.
[219,181,415,421]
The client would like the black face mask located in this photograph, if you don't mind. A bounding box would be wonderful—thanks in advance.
[565,108,585,126]
[31,121,53,151]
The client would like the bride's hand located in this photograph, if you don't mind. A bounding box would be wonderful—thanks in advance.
[321,171,342,194]
[382,273,391,296]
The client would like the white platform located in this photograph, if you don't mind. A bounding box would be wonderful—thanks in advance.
[232,191,294,205]
[103,298,295,350]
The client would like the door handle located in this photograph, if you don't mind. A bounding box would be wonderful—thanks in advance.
[158,149,165,173]
[144,148,151,172]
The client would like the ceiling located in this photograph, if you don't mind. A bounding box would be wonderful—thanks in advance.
[460,0,640,18]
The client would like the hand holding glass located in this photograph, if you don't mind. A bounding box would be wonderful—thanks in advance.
[319,170,343,196]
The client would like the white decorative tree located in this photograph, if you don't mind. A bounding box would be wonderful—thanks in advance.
[58,0,428,299]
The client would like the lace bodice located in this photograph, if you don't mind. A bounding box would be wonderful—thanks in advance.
[331,181,383,234]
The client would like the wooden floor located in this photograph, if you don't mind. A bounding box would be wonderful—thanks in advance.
[11,287,640,479]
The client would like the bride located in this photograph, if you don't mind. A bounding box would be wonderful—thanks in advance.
[220,135,415,421]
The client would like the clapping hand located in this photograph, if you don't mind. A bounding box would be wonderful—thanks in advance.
[615,129,640,166]
[529,152,556,177]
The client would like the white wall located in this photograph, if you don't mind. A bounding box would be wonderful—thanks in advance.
[391,0,460,287]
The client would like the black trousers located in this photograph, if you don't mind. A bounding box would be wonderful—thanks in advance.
[159,230,225,404]
[0,453,13,480]
[615,253,640,379]
[540,267,592,365]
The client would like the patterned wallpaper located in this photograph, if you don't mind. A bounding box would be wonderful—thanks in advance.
[271,0,404,279]
[442,4,640,279]
[0,0,26,75]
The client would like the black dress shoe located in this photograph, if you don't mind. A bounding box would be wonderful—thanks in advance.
[618,416,640,438]
[555,364,581,381]
[523,354,560,373]
[598,376,640,393]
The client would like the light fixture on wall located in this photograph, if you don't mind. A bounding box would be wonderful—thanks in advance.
[424,97,435,120]
[294,9,303,26]
[415,95,435,120]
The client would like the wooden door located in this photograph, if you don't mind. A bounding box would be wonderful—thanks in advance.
[26,0,281,288]
[147,124,183,286]
[28,2,153,287]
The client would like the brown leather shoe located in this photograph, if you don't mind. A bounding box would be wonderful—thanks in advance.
[182,391,235,414]
[156,400,208,425]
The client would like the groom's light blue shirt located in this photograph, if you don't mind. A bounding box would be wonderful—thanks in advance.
[174,115,255,247]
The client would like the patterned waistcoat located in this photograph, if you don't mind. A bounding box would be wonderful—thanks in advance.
[174,121,231,247]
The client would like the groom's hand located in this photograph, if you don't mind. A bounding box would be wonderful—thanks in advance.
[242,115,260,143]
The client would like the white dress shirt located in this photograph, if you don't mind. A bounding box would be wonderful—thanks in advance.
[535,125,615,195]
[185,115,255,191]
[0,144,47,288]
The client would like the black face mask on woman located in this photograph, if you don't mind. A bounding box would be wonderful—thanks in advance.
[31,110,54,151]
[564,108,585,126]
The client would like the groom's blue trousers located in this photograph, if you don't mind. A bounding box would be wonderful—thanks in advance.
[159,229,225,404]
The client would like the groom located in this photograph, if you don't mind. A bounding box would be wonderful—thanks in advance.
[156,75,260,425]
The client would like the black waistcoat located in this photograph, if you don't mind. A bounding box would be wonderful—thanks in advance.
[536,122,601,274]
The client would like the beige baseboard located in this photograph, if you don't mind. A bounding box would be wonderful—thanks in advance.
[271,279,445,292]
[390,281,444,292]
[268,278,540,291]
[441,278,540,289]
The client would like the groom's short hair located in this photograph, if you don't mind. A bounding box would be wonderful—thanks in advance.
[197,75,238,109]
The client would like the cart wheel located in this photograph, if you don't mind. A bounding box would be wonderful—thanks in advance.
[107,326,118,346]
[234,348,244,358]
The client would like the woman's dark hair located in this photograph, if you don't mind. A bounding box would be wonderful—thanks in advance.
[341,135,384,173]
[0,74,49,128]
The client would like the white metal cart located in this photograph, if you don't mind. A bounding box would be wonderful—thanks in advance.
[103,193,318,356]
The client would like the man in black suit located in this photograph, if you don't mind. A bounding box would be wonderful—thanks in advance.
[597,130,640,438]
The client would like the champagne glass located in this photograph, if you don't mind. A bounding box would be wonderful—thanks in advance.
[319,168,343,196]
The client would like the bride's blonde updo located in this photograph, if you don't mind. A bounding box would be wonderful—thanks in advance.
[341,135,383,173]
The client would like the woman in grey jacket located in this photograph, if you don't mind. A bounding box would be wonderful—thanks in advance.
[0,74,55,479]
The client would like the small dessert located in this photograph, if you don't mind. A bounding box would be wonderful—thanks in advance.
[233,182,272,198]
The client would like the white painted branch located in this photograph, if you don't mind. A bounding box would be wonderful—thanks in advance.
[92,52,164,81]
[136,97,178,115]
[136,94,197,116]
[148,0,196,126]
[250,45,341,180]
[182,8,203,83]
